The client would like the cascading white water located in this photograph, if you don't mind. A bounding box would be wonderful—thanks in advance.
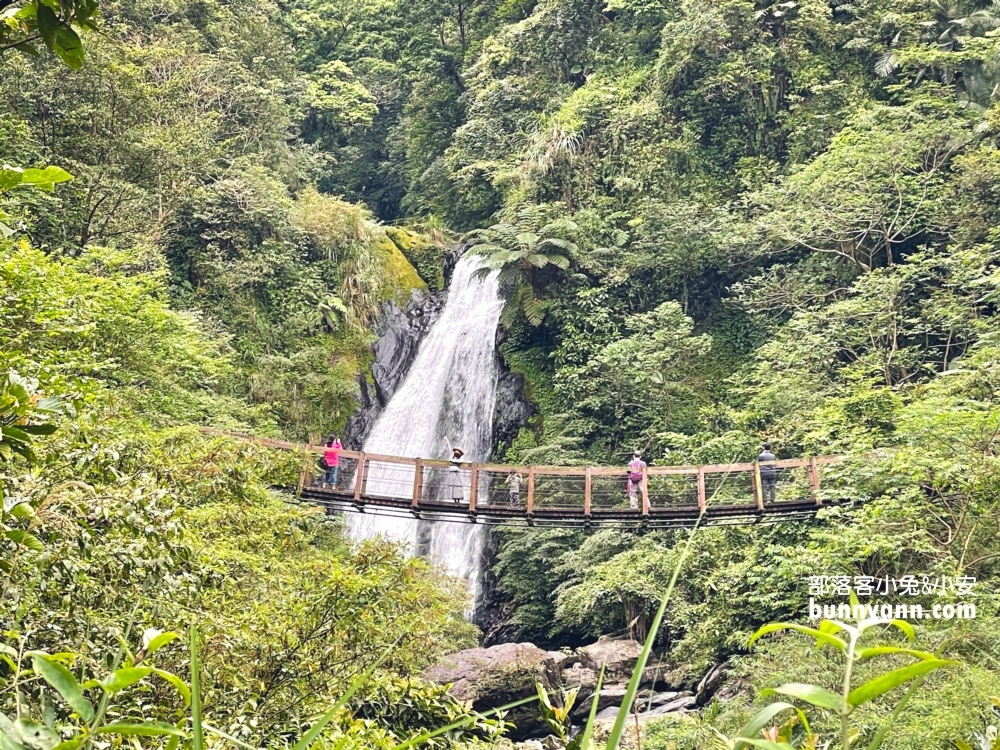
[347,253,504,612]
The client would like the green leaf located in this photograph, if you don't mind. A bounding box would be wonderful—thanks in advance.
[100,667,152,694]
[141,630,179,660]
[854,646,938,661]
[34,4,59,52]
[19,424,57,436]
[735,741,798,750]
[847,660,954,707]
[52,26,84,69]
[17,167,72,190]
[93,723,185,738]
[735,702,801,750]
[152,669,191,707]
[762,683,846,712]
[5,530,43,552]
[13,720,59,750]
[31,656,94,722]
[9,503,34,520]
[749,623,848,652]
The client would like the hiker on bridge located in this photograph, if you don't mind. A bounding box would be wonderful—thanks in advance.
[758,441,778,504]
[323,435,342,489]
[627,451,646,509]
[443,436,466,504]
[504,470,522,506]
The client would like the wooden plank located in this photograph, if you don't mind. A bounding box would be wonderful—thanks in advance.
[584,467,592,516]
[648,466,700,475]
[702,462,756,473]
[641,465,650,516]
[526,467,535,515]
[697,467,706,511]
[469,463,479,512]
[753,462,764,511]
[529,466,588,475]
[412,458,423,509]
[353,452,366,502]
[362,451,418,464]
[810,457,821,506]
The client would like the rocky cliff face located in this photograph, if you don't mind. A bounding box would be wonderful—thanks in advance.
[344,243,536,459]
[343,288,445,448]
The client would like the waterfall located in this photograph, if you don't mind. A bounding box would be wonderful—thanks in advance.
[347,253,504,612]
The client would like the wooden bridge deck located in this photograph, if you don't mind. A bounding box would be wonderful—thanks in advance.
[205,429,846,527]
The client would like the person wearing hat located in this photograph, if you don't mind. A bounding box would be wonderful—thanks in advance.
[443,436,466,504]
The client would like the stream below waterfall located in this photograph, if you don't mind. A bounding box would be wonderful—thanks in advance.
[346,253,504,613]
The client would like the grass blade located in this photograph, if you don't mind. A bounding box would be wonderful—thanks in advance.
[575,665,606,750]
[605,514,703,750]
[190,627,203,750]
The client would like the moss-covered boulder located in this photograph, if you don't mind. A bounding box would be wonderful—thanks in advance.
[385,226,446,291]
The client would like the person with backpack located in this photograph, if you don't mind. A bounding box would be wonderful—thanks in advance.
[758,441,777,504]
[626,451,646,509]
[323,435,342,489]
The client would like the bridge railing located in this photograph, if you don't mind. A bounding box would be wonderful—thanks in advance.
[295,447,842,517]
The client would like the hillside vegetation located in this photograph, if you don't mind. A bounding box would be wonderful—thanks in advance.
[1,0,1000,748]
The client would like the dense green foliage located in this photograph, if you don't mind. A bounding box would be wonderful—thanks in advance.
[4,0,1000,747]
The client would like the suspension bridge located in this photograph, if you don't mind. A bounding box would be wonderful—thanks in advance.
[209,430,848,528]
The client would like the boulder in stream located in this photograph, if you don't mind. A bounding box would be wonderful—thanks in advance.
[578,638,643,678]
[423,643,559,739]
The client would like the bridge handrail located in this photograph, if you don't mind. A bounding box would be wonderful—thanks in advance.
[197,427,843,476]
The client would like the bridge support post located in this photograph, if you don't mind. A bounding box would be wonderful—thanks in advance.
[584,467,592,517]
[469,463,479,513]
[353,452,367,503]
[810,457,821,506]
[753,463,764,511]
[697,467,706,511]
[526,467,535,516]
[641,465,650,516]
[412,458,423,510]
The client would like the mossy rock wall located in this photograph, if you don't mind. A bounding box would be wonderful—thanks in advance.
[385,226,446,292]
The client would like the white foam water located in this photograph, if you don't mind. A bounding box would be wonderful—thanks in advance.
[347,253,503,613]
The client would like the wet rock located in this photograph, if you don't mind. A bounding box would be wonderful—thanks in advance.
[494,369,536,455]
[641,664,688,692]
[443,241,472,287]
[595,705,622,721]
[423,642,559,739]
[578,639,643,679]
[562,663,597,689]
[571,685,628,720]
[695,662,729,706]
[548,651,571,670]
[645,694,697,715]
[343,289,444,447]
[644,691,683,707]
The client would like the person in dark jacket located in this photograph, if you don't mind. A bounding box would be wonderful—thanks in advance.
[758,441,777,504]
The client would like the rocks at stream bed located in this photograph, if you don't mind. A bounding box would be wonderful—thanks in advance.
[592,692,696,722]
[577,638,642,678]
[425,640,731,740]
[423,642,560,739]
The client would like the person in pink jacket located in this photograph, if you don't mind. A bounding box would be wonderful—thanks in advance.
[323,435,342,488]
